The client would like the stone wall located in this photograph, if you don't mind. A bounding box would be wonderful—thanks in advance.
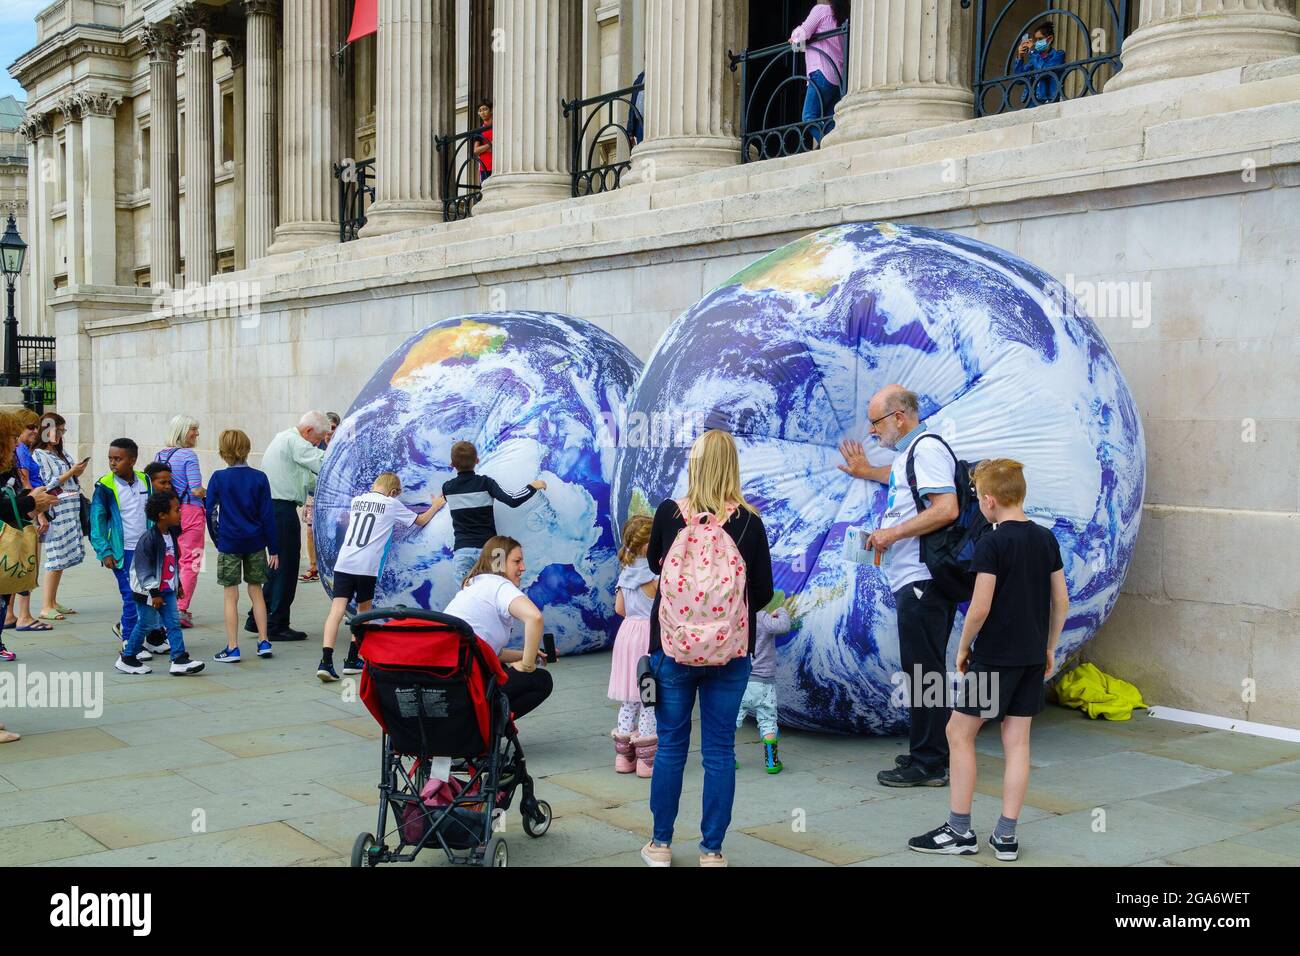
[55,58,1300,730]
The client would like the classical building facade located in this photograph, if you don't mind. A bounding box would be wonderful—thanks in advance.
[9,0,1300,728]
[0,95,32,333]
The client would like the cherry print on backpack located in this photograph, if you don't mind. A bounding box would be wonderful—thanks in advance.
[657,498,750,666]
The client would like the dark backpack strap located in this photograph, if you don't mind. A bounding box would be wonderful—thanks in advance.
[904,432,958,514]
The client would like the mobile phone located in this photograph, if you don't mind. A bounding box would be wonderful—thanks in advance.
[542,632,557,664]
[79,457,91,466]
[47,487,63,496]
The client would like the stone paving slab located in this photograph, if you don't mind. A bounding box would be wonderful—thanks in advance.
[0,558,1295,866]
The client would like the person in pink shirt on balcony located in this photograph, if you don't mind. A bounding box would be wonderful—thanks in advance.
[790,1,850,145]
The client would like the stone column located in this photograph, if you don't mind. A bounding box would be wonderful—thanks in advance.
[627,0,745,183]
[76,92,123,287]
[222,37,248,269]
[1107,0,1300,91]
[823,0,973,145]
[19,114,52,332]
[178,3,217,284]
[55,97,85,287]
[468,0,494,121]
[361,0,456,236]
[269,0,342,252]
[243,1,278,261]
[476,0,582,214]
[143,23,182,290]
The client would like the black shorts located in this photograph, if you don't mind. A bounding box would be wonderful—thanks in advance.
[332,570,376,605]
[954,661,1045,719]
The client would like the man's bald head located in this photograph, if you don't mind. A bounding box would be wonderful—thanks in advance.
[866,385,921,449]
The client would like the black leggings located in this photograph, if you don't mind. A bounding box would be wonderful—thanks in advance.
[501,667,553,719]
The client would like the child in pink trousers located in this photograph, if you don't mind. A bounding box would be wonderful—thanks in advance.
[609,515,657,777]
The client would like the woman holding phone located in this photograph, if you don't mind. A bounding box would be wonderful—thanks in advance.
[34,412,88,621]
[442,535,553,718]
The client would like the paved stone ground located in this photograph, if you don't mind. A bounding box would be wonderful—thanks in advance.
[0,558,1296,867]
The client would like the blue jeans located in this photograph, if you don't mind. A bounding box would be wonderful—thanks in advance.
[111,550,137,642]
[125,590,187,661]
[648,651,752,854]
[802,69,843,143]
[451,547,479,584]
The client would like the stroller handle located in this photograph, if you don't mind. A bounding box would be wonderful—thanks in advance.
[350,606,477,640]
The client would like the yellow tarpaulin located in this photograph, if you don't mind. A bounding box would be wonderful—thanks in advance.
[1054,662,1148,721]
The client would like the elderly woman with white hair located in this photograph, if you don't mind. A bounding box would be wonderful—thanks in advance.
[155,414,207,628]
[243,410,331,642]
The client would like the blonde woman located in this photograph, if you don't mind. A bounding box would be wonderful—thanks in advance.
[640,429,773,868]
[155,415,206,628]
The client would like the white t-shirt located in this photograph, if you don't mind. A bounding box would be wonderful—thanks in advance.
[333,492,418,577]
[879,426,957,593]
[116,474,150,551]
[443,573,526,653]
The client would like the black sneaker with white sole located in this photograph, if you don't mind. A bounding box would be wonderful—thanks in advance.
[908,822,978,856]
[988,833,1019,861]
[168,653,205,676]
[878,763,949,787]
[115,655,152,676]
[341,656,364,675]
[143,637,171,655]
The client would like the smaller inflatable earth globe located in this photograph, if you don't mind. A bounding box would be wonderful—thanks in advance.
[612,222,1146,735]
[315,311,642,656]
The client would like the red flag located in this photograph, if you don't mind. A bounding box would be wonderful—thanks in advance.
[347,0,377,42]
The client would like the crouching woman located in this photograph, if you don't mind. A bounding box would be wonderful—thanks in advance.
[443,535,552,718]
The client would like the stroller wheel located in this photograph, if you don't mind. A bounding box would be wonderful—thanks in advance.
[351,832,379,868]
[522,799,552,838]
[483,835,508,867]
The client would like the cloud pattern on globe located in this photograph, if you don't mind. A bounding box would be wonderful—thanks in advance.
[315,311,642,656]
[612,222,1146,735]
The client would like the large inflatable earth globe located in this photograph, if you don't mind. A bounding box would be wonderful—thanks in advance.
[612,222,1145,735]
[315,311,642,656]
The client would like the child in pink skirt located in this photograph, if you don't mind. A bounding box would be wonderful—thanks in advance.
[609,515,657,777]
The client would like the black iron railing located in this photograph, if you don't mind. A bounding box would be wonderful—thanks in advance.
[729,22,849,163]
[332,157,376,242]
[17,334,54,412]
[435,124,490,222]
[963,1,1131,116]
[562,81,644,197]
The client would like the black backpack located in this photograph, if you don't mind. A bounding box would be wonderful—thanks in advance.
[905,433,990,603]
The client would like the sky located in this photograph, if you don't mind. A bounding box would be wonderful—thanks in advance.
[0,1,45,103]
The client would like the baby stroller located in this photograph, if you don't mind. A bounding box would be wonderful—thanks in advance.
[349,608,552,867]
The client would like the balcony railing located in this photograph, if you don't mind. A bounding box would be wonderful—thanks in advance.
[964,0,1131,116]
[331,156,376,242]
[563,81,644,197]
[435,124,490,222]
[729,22,849,163]
[17,334,55,412]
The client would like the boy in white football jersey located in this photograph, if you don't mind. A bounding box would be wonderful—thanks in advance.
[317,473,443,681]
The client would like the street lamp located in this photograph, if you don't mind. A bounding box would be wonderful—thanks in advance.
[0,213,27,389]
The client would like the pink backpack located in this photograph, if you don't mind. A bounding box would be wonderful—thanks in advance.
[658,498,749,666]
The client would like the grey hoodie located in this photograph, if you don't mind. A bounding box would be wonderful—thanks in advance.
[750,606,791,683]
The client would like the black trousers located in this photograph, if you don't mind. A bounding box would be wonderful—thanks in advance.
[894,579,958,772]
[502,666,553,720]
[249,499,301,632]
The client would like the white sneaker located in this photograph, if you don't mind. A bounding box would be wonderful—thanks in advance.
[115,655,152,676]
[113,622,122,640]
[122,640,153,661]
[168,654,205,676]
[143,638,171,655]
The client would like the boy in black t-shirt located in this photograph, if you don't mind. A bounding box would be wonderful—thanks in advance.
[908,459,1068,862]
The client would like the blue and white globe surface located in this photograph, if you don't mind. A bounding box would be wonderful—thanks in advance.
[316,311,642,656]
[612,222,1146,735]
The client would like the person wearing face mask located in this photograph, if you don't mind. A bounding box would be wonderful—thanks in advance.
[1013,21,1067,106]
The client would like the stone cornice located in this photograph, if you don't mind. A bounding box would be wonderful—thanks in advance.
[242,0,280,18]
[9,27,132,89]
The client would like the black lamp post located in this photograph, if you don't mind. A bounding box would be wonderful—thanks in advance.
[0,213,27,389]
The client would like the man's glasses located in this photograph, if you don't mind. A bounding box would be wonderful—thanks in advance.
[869,410,900,427]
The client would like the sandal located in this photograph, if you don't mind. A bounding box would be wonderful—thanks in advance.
[0,731,19,744]
[38,610,65,622]
[15,621,54,631]
[55,604,77,615]
[299,568,319,582]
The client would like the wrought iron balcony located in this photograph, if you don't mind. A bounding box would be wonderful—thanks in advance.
[332,156,376,242]
[435,125,490,222]
[563,81,644,197]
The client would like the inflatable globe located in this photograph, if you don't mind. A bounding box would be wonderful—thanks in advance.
[612,222,1145,735]
[316,311,642,655]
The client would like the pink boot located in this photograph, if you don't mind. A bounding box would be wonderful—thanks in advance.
[630,734,657,778]
[612,731,636,773]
